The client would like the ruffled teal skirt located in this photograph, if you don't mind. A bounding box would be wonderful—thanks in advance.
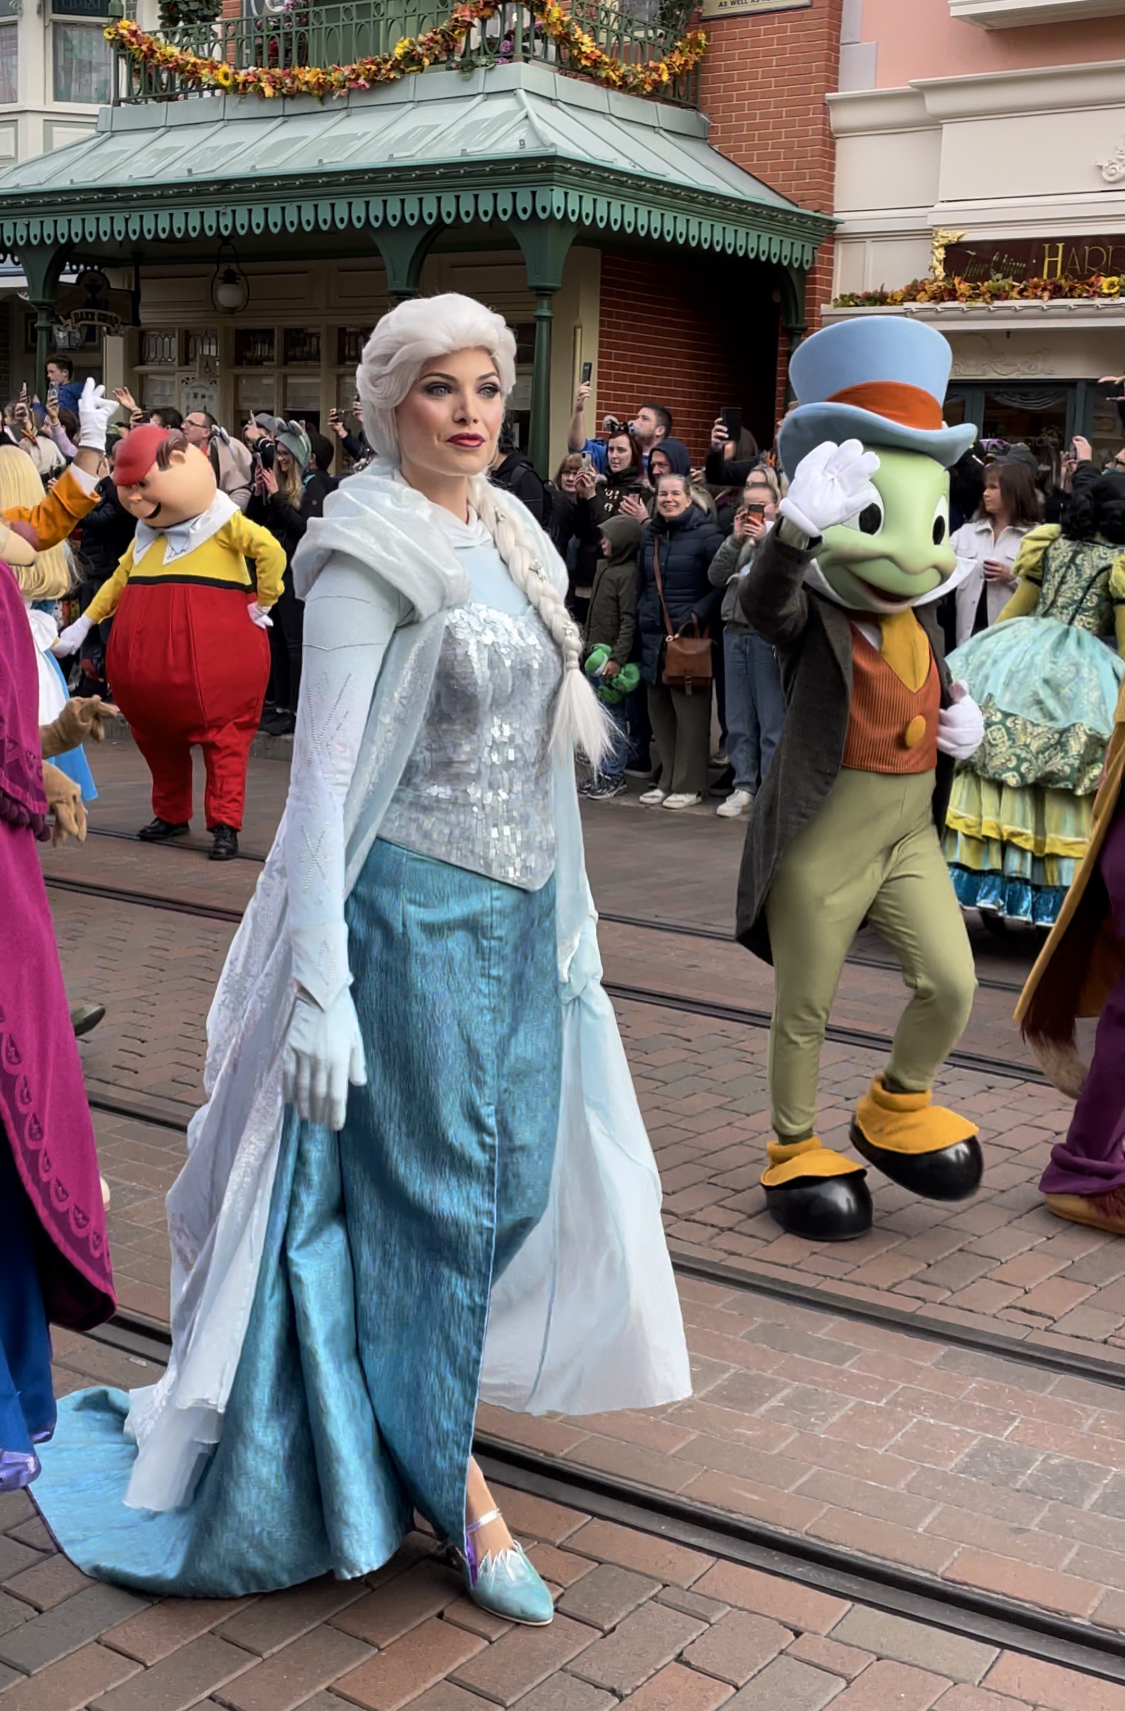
[33,839,562,1595]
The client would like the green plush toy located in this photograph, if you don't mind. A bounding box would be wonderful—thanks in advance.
[585,646,640,705]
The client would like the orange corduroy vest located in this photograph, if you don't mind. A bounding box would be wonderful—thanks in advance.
[841,618,940,775]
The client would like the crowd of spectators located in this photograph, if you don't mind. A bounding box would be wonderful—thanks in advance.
[17,354,1125,809]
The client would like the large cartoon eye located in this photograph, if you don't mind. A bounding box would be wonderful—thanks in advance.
[932,495,949,546]
[856,497,884,535]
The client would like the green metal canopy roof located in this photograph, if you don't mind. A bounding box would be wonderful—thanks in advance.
[0,62,832,267]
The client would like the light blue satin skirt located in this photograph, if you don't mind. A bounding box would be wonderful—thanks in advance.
[34,839,562,1595]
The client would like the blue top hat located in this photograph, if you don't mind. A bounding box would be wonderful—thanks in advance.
[777,317,977,476]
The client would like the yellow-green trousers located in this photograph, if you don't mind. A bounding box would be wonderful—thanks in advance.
[764,767,976,1140]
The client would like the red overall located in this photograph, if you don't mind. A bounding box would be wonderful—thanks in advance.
[108,581,270,831]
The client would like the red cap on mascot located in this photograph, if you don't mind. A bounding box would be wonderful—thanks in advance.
[113,424,172,487]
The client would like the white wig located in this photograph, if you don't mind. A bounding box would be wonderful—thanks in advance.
[356,293,518,463]
[354,292,610,766]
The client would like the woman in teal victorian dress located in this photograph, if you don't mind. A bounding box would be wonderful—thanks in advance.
[29,295,691,1625]
[944,472,1125,926]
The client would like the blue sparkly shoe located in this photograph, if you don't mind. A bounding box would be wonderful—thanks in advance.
[461,1507,555,1626]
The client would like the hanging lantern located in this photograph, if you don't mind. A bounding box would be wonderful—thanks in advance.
[210,240,249,313]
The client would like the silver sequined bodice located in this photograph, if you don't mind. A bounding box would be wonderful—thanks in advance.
[380,601,562,889]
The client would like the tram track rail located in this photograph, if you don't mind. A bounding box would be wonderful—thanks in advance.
[85,1078,1122,1389]
[51,877,1041,1081]
[77,1306,1125,1692]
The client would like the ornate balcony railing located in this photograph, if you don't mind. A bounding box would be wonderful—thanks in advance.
[109,0,701,108]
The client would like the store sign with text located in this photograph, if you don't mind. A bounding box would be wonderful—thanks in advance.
[947,236,1125,283]
[699,0,809,19]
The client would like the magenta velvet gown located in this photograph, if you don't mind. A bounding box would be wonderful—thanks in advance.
[0,559,114,1488]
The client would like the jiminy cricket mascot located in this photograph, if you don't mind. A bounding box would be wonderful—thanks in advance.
[737,317,986,1241]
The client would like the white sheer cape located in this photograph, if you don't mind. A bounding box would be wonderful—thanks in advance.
[122,462,691,1513]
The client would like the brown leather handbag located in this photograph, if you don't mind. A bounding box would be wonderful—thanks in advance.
[652,540,713,696]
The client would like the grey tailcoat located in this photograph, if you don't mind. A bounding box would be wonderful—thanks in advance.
[734,529,955,964]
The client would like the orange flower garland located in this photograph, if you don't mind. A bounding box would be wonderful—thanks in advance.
[105,3,707,101]
[834,273,1125,308]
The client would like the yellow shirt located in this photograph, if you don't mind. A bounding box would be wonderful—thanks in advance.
[86,512,286,625]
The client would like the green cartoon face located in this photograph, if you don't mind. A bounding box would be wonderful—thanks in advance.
[819,447,956,613]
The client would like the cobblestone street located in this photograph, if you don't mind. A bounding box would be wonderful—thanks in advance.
[13,742,1125,1711]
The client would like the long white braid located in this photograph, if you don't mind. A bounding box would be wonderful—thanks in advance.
[471,476,613,767]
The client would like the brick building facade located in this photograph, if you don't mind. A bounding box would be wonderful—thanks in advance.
[594,0,843,456]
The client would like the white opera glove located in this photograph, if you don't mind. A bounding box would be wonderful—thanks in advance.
[282,986,367,1132]
[52,613,92,657]
[779,439,882,540]
[76,379,116,452]
[247,600,273,628]
[937,680,985,760]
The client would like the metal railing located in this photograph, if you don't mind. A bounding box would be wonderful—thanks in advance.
[110,0,700,107]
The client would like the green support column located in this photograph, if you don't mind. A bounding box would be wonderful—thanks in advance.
[19,243,68,399]
[371,225,439,306]
[508,218,577,478]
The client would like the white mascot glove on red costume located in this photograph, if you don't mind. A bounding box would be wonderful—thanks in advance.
[247,600,273,629]
[53,613,92,657]
[779,439,882,539]
[937,680,985,760]
[283,987,368,1132]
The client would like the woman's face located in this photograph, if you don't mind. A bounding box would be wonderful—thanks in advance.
[982,475,1004,516]
[276,446,294,479]
[657,476,691,519]
[649,449,673,481]
[394,346,505,482]
[560,465,581,493]
[607,436,633,474]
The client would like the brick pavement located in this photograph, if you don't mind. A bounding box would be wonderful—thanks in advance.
[42,742,1125,1669]
[4,1385,1120,1711]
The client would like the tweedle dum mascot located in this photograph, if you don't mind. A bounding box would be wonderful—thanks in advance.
[736,316,986,1241]
[54,424,286,862]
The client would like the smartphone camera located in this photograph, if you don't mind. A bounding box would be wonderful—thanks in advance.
[257,441,275,470]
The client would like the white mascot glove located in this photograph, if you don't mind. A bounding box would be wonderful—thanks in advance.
[779,439,882,540]
[937,680,985,760]
[247,600,273,629]
[52,613,92,657]
[76,379,117,452]
[283,986,367,1132]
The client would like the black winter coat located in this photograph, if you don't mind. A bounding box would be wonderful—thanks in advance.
[77,479,136,599]
[636,505,725,685]
[734,528,954,965]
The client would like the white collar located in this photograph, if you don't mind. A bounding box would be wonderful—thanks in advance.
[134,491,239,566]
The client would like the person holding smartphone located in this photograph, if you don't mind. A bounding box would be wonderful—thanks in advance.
[707,466,784,817]
[951,458,1041,646]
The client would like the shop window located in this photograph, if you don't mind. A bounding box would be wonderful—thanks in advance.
[236,374,275,424]
[284,373,319,429]
[235,328,275,367]
[186,330,219,365]
[141,331,177,366]
[52,21,112,102]
[336,327,372,366]
[283,327,320,365]
[0,0,18,107]
[141,376,176,412]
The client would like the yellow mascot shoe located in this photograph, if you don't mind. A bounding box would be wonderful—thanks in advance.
[850,1075,982,1202]
[761,1136,872,1242]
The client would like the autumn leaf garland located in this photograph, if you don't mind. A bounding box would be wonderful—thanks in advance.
[105,3,708,101]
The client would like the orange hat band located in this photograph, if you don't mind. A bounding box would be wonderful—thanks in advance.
[826,380,944,432]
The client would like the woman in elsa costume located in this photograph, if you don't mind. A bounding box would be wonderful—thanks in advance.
[943,471,1125,927]
[33,294,691,1625]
